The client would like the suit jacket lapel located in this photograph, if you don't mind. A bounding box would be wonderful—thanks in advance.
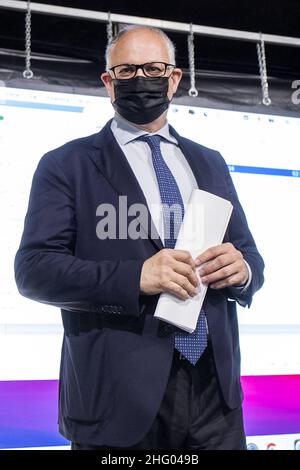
[88,120,164,251]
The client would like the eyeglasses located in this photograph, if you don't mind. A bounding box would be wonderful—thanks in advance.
[108,62,175,80]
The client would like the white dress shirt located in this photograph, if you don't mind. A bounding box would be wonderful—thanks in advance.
[110,113,251,292]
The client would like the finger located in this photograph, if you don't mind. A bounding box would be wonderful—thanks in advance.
[198,252,236,276]
[173,260,199,288]
[195,243,233,266]
[159,249,195,269]
[165,280,190,300]
[171,249,196,268]
[170,272,199,297]
[201,261,240,285]
[210,273,244,289]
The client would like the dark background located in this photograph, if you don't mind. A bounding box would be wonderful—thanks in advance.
[0,0,300,114]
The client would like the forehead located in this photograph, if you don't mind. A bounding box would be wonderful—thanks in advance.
[110,29,170,66]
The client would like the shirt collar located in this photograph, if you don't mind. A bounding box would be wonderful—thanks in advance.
[111,112,178,146]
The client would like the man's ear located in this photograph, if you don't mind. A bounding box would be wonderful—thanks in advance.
[168,68,183,99]
[101,72,115,101]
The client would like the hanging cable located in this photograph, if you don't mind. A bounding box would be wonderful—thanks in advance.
[23,0,33,79]
[107,11,113,44]
[256,32,271,106]
[187,23,198,97]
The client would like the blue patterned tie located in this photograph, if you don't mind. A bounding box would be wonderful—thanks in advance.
[138,134,207,365]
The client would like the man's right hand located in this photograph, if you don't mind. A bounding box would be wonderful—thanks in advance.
[140,249,199,300]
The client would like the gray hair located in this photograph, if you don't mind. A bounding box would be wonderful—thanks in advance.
[105,25,176,70]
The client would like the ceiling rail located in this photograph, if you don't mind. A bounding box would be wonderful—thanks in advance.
[1,0,300,47]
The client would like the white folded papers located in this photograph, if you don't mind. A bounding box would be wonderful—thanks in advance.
[154,189,233,332]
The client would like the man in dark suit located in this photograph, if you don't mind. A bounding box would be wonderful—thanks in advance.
[14,25,264,450]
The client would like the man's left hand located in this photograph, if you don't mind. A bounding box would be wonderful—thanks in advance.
[195,242,249,289]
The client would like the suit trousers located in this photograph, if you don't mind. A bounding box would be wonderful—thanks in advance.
[71,341,247,450]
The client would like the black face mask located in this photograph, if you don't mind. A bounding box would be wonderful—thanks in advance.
[112,76,171,125]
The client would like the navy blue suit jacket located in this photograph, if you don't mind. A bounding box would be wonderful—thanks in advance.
[14,119,264,447]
